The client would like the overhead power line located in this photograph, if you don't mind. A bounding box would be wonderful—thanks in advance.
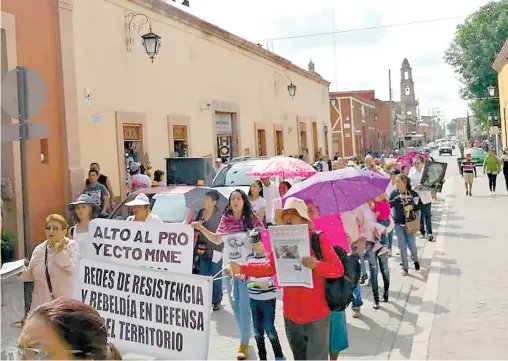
[258,15,465,42]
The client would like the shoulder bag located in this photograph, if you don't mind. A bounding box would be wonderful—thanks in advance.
[44,244,55,300]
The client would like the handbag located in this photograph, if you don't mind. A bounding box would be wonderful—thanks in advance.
[44,244,55,300]
[404,218,420,234]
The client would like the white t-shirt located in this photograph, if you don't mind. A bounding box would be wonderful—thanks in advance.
[408,169,432,204]
[128,174,151,193]
[250,196,267,213]
[262,183,279,224]
[126,213,163,223]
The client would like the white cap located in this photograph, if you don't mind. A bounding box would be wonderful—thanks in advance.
[125,193,150,206]
[215,158,222,162]
[347,160,356,166]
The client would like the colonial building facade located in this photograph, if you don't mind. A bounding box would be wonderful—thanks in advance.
[493,36,508,150]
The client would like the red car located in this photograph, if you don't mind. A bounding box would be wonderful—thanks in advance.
[109,186,196,223]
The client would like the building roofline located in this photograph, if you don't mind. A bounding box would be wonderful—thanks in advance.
[334,96,376,109]
[128,0,330,86]
[330,90,376,96]
[493,36,508,72]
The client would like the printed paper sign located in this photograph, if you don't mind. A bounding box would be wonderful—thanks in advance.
[222,232,251,265]
[81,219,194,274]
[269,225,313,288]
[74,258,212,360]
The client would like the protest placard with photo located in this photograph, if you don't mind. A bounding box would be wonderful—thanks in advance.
[74,258,212,360]
[222,232,251,265]
[268,225,313,288]
[421,160,447,192]
[81,219,194,274]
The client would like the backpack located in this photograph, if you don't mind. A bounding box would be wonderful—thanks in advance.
[311,232,360,312]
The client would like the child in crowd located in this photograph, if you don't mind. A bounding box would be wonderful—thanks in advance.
[246,229,285,361]
[369,195,390,256]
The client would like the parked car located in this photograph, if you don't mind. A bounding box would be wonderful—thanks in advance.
[211,157,274,197]
[428,142,438,149]
[109,186,195,223]
[439,142,453,156]
[465,147,487,165]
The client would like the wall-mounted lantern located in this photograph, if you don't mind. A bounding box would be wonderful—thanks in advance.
[330,98,337,107]
[125,10,162,63]
[141,26,161,63]
[487,85,496,97]
[287,82,297,98]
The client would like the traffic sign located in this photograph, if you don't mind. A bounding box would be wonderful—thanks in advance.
[1,122,48,142]
[1,67,46,119]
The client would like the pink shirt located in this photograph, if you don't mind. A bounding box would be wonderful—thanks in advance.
[373,200,390,221]
[20,239,79,311]
[216,213,264,235]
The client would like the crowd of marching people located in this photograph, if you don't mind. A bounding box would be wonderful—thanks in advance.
[10,149,489,361]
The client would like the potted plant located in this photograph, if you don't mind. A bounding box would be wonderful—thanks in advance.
[1,232,16,264]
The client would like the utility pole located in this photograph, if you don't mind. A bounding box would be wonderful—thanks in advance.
[388,70,395,150]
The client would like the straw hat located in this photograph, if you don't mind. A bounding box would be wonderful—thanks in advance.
[274,197,310,224]
[383,161,400,172]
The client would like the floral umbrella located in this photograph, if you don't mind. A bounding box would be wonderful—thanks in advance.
[396,152,428,172]
[282,167,390,216]
[246,156,318,179]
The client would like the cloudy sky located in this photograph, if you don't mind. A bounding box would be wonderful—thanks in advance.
[177,0,490,122]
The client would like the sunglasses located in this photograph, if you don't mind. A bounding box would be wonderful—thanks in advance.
[45,226,62,231]
[8,346,84,360]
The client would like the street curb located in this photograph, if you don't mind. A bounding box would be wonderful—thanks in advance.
[409,177,454,360]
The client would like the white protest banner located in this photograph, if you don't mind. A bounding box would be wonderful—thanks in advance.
[82,219,194,274]
[269,225,314,288]
[222,232,251,265]
[74,258,211,360]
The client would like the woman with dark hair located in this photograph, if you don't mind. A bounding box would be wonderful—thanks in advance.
[248,180,267,222]
[193,190,224,311]
[192,189,264,360]
[68,194,100,246]
[16,298,121,360]
[389,174,421,276]
[270,181,292,225]
[152,169,167,187]
[502,148,508,195]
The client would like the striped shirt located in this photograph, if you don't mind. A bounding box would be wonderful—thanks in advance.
[461,160,476,174]
[246,253,277,300]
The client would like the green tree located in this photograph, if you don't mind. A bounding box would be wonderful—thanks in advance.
[446,118,457,135]
[445,0,508,129]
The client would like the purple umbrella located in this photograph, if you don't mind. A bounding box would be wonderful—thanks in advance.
[282,167,390,216]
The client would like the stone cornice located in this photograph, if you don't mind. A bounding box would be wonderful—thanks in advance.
[128,0,330,86]
[493,36,508,73]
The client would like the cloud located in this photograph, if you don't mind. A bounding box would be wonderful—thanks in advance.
[180,0,492,120]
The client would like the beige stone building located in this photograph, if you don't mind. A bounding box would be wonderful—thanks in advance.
[61,0,331,199]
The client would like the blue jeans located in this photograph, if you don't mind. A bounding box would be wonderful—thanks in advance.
[419,203,433,236]
[197,255,223,305]
[365,251,390,301]
[250,298,284,360]
[226,277,251,344]
[358,251,367,279]
[387,230,394,249]
[351,285,363,310]
[377,219,391,246]
[394,225,418,271]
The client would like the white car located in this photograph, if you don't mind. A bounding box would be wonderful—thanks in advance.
[439,143,453,156]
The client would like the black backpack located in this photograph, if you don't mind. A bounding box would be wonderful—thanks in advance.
[311,232,360,312]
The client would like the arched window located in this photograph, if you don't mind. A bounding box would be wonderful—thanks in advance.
[404,71,409,80]
[405,86,411,96]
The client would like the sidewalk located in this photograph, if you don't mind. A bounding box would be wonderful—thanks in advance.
[0,193,451,360]
[411,172,508,360]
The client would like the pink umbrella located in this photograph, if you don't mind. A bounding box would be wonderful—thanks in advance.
[246,156,317,179]
[396,152,428,171]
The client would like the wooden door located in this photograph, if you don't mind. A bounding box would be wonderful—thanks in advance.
[275,130,283,155]
[257,129,266,156]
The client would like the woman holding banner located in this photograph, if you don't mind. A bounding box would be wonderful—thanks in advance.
[193,190,224,311]
[18,215,79,313]
[192,189,264,360]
